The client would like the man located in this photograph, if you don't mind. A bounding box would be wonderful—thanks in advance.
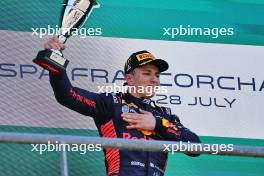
[45,37,200,176]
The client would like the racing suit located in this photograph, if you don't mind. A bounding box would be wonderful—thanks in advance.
[49,72,200,176]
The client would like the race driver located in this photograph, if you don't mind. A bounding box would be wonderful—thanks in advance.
[45,37,201,176]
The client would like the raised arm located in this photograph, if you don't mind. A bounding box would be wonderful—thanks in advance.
[49,72,113,121]
[46,37,113,123]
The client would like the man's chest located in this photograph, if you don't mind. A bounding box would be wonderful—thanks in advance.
[114,101,164,140]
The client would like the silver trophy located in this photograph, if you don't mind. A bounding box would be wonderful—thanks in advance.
[33,0,99,74]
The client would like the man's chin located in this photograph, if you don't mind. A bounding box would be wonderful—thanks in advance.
[141,92,155,99]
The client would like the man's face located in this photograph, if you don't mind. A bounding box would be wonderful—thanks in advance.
[125,64,160,98]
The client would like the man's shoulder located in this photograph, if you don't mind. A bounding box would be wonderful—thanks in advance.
[155,104,181,121]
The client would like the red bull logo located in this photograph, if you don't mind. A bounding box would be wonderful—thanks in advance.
[162,119,178,130]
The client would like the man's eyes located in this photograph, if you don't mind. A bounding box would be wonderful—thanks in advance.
[142,72,160,78]
[143,72,151,75]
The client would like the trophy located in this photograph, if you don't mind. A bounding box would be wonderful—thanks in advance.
[33,0,99,74]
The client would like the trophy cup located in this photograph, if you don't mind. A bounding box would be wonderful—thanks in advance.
[33,0,99,74]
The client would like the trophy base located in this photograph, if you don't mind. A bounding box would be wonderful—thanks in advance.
[33,49,69,75]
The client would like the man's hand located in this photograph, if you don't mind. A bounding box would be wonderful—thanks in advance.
[122,109,156,131]
[44,37,66,50]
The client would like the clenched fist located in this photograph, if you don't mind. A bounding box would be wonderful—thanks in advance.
[44,37,66,51]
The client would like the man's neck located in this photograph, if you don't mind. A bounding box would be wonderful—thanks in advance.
[128,92,141,99]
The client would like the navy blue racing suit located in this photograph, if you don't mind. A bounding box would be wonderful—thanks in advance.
[49,72,200,176]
